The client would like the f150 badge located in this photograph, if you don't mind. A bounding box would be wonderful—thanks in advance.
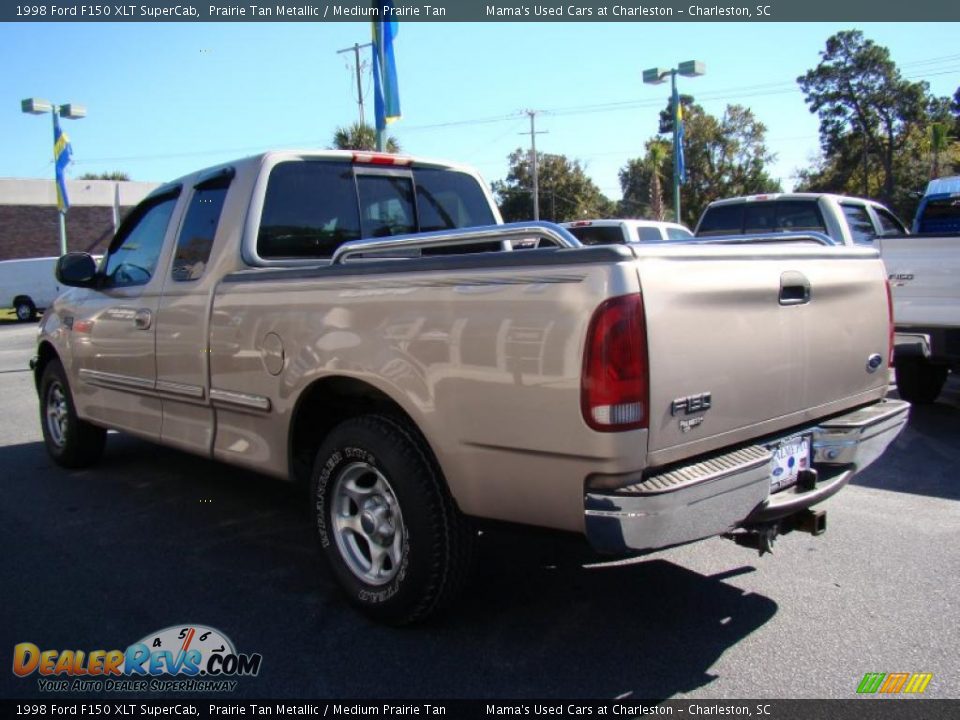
[672,392,711,432]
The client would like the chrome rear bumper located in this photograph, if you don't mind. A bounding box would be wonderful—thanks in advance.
[584,398,909,554]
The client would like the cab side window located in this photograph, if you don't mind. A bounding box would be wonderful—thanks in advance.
[841,203,877,244]
[172,172,233,281]
[103,192,180,288]
[875,207,907,236]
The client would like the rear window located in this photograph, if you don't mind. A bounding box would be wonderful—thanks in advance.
[777,202,826,233]
[698,200,826,237]
[566,225,626,245]
[257,161,497,259]
[666,226,694,240]
[697,204,743,236]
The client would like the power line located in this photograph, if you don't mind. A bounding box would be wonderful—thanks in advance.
[68,52,960,168]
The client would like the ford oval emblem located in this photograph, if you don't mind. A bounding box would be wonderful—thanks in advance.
[866,353,883,373]
[772,467,784,477]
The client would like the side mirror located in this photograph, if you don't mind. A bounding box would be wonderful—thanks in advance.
[55,252,98,287]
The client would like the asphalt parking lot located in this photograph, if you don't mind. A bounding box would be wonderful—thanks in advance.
[1,320,958,700]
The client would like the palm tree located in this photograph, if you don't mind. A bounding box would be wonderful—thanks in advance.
[646,141,668,221]
[331,122,401,153]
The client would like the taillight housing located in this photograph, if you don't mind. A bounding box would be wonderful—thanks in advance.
[885,280,895,367]
[581,294,649,432]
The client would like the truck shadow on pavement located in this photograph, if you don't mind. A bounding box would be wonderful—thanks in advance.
[853,380,960,501]
[0,435,777,700]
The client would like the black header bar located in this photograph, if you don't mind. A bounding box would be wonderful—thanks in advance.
[3,1,959,22]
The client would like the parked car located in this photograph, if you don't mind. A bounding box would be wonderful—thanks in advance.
[562,219,694,245]
[694,193,908,245]
[0,256,60,322]
[35,150,907,624]
[880,177,960,403]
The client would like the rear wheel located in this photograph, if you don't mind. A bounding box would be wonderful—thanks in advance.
[895,358,948,405]
[311,415,474,625]
[14,298,37,322]
[39,360,107,468]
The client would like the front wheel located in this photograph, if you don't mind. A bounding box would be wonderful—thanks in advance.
[39,359,107,468]
[895,359,948,405]
[311,415,474,625]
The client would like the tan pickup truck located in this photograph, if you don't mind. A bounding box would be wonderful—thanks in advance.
[34,151,908,624]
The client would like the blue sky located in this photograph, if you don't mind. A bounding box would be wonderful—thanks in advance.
[2,21,958,200]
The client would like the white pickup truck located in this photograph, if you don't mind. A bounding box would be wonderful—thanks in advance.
[694,193,908,245]
[879,177,960,403]
[34,151,908,623]
[693,191,958,403]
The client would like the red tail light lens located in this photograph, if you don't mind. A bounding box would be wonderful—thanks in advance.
[885,280,895,366]
[581,294,649,432]
[351,152,412,166]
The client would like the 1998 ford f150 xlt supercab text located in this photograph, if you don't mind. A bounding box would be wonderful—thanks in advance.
[33,151,909,624]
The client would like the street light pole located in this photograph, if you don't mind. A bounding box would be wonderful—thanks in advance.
[670,69,681,223]
[22,98,86,256]
[642,60,705,225]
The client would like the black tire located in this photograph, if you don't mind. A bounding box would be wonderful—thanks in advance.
[15,298,37,323]
[311,415,474,625]
[39,359,107,468]
[895,359,948,405]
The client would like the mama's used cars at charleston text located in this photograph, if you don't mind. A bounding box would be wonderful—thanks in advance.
[34,150,908,623]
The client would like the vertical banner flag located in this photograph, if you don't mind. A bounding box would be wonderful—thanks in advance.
[371,0,401,132]
[675,101,686,185]
[53,113,73,212]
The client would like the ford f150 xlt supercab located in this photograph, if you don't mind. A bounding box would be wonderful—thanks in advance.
[33,151,908,624]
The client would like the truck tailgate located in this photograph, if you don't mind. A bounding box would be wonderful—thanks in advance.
[881,235,960,328]
[633,243,891,464]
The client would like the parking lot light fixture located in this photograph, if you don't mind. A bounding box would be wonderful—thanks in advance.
[21,98,86,255]
[642,61,706,223]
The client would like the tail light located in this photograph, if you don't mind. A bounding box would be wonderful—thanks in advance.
[885,280,895,366]
[581,294,649,432]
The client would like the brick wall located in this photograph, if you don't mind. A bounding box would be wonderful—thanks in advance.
[0,205,133,260]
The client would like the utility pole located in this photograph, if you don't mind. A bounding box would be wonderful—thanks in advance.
[521,110,548,221]
[337,42,372,126]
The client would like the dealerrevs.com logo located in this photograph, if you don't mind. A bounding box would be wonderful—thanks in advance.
[13,624,262,693]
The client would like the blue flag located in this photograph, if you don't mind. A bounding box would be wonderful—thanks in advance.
[53,113,73,212]
[371,1,401,132]
[675,101,686,185]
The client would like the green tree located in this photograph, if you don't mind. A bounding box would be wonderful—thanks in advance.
[492,149,615,223]
[622,102,779,226]
[79,171,130,181]
[952,87,960,137]
[617,139,670,219]
[330,122,401,153]
[797,30,932,206]
[646,141,668,221]
[797,121,960,220]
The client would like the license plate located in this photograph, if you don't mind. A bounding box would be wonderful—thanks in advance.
[767,435,811,492]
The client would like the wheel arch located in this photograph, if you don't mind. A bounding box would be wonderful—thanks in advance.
[34,341,61,391]
[287,375,443,489]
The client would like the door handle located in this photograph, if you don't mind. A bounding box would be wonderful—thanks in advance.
[133,309,153,330]
[779,271,811,306]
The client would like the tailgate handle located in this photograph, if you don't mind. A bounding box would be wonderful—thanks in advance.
[779,271,811,306]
